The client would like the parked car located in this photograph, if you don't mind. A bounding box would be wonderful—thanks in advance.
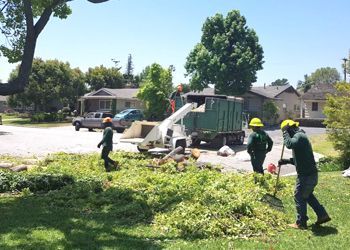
[113,109,144,133]
[72,112,113,131]
[72,109,144,133]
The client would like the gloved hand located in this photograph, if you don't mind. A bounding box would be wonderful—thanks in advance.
[97,143,102,148]
[282,124,289,132]
[278,159,291,166]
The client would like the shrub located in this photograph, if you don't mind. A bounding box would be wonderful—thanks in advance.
[30,112,65,122]
[324,82,350,166]
[294,118,325,127]
[317,157,344,172]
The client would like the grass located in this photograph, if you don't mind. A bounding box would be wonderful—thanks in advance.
[1,113,70,128]
[0,153,349,250]
[309,134,339,157]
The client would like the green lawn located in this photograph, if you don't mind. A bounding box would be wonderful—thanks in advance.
[1,113,70,128]
[310,134,339,157]
[0,152,348,250]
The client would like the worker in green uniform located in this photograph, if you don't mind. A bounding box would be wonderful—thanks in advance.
[247,118,273,174]
[279,119,331,229]
[97,117,119,172]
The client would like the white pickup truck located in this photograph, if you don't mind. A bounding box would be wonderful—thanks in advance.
[72,112,113,131]
[72,109,144,133]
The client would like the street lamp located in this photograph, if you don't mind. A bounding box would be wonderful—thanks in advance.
[342,58,348,82]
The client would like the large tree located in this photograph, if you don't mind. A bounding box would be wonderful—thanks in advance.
[85,65,124,91]
[8,58,86,112]
[270,78,289,86]
[137,63,173,120]
[297,67,340,93]
[185,10,264,95]
[0,0,109,95]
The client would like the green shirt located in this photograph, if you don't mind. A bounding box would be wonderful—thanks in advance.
[283,130,317,176]
[247,130,273,155]
[99,127,113,149]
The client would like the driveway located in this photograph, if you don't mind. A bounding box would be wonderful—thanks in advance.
[0,125,325,176]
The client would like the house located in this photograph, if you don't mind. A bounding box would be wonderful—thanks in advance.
[185,84,300,124]
[242,84,301,123]
[78,88,144,115]
[300,83,336,119]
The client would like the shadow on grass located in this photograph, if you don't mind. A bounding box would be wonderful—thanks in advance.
[311,225,338,237]
[0,185,167,249]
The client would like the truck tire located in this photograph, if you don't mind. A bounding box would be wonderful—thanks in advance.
[190,137,201,147]
[75,122,81,131]
[237,135,244,145]
[175,139,186,154]
[116,128,125,133]
[137,146,148,152]
[211,135,227,148]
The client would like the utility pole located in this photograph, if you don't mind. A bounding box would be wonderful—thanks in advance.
[342,58,348,82]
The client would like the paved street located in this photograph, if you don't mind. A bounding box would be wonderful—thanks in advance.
[0,125,325,176]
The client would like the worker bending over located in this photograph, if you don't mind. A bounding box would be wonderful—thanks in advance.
[279,119,331,229]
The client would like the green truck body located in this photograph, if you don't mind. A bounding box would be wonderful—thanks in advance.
[181,94,245,148]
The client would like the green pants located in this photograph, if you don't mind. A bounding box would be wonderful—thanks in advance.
[250,153,266,174]
[101,146,115,171]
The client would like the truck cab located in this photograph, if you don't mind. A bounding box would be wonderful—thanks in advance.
[72,112,113,131]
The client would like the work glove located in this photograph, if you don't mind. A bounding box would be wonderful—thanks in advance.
[97,143,102,148]
[278,159,292,166]
[282,124,289,132]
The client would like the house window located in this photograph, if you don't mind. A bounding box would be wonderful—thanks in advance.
[312,102,318,111]
[125,101,131,108]
[99,100,111,110]
[294,104,300,111]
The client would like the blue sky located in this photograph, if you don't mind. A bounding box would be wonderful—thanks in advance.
[1,0,350,87]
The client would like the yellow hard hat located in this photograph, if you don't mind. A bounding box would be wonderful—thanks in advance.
[103,117,112,123]
[249,117,264,127]
[280,119,299,130]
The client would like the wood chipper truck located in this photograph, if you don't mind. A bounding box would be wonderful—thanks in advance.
[182,94,245,148]
[119,102,197,152]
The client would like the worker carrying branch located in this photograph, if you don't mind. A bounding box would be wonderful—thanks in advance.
[97,117,119,172]
[247,118,273,174]
[279,119,331,229]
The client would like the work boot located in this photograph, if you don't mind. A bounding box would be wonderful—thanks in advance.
[113,161,120,171]
[315,215,331,225]
[288,223,307,230]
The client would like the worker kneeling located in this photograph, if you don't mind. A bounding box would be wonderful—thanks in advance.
[97,117,119,172]
[247,118,273,174]
[279,119,331,229]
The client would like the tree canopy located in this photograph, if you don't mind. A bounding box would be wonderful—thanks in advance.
[8,58,86,112]
[137,63,173,120]
[0,0,109,95]
[85,65,124,91]
[270,78,289,86]
[185,10,264,96]
[297,67,340,93]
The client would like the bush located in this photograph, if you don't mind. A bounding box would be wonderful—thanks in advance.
[30,112,65,122]
[294,118,325,127]
[324,82,350,166]
[317,157,344,172]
